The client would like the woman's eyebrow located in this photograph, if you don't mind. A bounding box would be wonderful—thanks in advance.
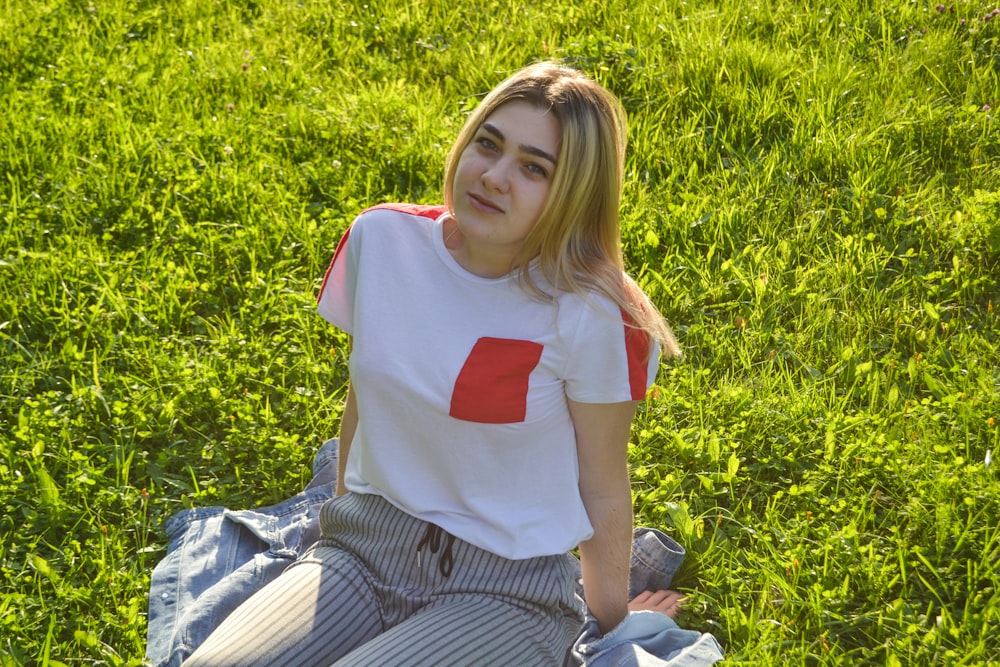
[481,122,558,166]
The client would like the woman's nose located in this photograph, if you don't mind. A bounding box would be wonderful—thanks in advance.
[481,160,512,192]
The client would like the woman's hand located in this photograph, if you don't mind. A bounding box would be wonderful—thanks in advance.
[628,590,686,618]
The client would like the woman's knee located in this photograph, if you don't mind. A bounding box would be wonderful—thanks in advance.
[185,547,383,666]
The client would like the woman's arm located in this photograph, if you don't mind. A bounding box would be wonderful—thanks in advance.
[569,398,640,635]
[335,381,358,497]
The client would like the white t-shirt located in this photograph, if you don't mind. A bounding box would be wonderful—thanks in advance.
[317,203,659,559]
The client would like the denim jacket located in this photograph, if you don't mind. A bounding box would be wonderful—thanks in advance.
[145,439,723,666]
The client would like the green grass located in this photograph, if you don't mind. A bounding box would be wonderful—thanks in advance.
[1,0,998,664]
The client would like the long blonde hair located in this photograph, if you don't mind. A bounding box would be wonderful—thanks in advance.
[444,62,679,357]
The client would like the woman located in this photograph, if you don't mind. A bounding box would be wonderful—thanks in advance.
[186,61,680,667]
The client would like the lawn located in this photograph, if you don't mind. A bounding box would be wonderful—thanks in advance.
[1,0,998,664]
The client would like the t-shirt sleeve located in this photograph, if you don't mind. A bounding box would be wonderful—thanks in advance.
[562,296,661,403]
[316,220,359,334]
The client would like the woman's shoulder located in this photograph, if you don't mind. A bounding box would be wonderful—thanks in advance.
[554,286,623,333]
[348,203,448,242]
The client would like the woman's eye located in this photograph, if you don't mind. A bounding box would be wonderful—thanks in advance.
[476,137,498,151]
[526,163,548,178]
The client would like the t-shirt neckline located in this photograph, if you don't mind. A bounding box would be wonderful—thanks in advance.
[432,212,519,285]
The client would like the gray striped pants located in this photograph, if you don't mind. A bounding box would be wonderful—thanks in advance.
[184,492,584,666]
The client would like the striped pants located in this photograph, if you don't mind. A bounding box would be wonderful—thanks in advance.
[183,492,583,666]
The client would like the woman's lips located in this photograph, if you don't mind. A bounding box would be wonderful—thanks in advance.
[468,193,504,214]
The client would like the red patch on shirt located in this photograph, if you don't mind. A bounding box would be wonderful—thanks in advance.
[622,310,652,400]
[450,337,544,424]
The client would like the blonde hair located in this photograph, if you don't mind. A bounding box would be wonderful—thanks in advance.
[444,62,679,358]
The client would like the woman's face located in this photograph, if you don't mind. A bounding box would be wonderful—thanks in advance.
[449,100,561,275]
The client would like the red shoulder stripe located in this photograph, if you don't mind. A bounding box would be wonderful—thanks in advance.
[622,310,652,400]
[316,224,352,304]
[364,203,449,220]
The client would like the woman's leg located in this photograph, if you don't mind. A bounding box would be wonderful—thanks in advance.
[334,594,577,667]
[321,494,582,667]
[183,545,383,667]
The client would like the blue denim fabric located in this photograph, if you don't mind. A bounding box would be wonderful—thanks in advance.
[567,529,724,667]
[571,611,724,667]
[145,440,339,667]
[145,439,723,667]
[631,528,685,599]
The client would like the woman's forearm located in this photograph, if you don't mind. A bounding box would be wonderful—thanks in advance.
[336,382,358,496]
[568,398,639,634]
[578,491,633,634]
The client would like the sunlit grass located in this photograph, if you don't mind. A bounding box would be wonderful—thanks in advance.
[1,0,998,664]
